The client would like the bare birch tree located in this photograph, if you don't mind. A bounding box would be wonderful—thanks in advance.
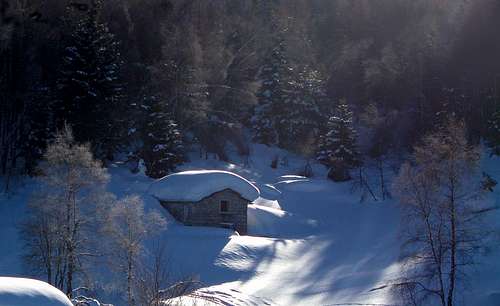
[393,118,490,306]
[21,125,111,296]
[103,195,166,306]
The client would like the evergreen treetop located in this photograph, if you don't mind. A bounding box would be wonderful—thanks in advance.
[317,100,360,181]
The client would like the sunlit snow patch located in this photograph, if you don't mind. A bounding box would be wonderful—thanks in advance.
[0,277,73,306]
[164,282,276,306]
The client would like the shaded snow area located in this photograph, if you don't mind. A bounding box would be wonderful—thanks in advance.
[0,144,499,305]
[0,277,73,306]
[149,170,260,202]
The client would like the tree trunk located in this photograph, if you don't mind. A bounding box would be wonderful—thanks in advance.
[447,191,457,306]
[66,252,73,296]
[448,175,457,306]
[128,253,133,306]
[378,158,386,200]
[65,187,77,297]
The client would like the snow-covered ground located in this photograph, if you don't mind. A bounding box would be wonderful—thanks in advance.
[1,144,499,305]
[0,277,73,306]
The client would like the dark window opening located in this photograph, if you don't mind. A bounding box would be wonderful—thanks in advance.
[220,200,229,213]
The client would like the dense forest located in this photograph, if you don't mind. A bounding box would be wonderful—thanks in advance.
[2,0,500,187]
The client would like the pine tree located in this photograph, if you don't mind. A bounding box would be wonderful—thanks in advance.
[277,65,324,150]
[301,66,329,115]
[317,100,360,181]
[253,38,325,150]
[140,94,184,179]
[486,110,500,155]
[252,37,292,145]
[55,2,124,159]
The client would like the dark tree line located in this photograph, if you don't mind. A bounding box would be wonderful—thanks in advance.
[2,0,500,187]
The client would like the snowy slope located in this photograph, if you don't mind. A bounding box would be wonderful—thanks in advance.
[0,277,73,306]
[1,144,499,305]
[154,145,500,306]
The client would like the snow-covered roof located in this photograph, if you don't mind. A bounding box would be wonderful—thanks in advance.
[0,277,73,306]
[149,170,260,202]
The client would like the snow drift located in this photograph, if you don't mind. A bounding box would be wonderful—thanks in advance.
[0,277,73,306]
[149,170,260,202]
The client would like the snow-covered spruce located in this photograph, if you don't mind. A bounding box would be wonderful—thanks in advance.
[317,100,360,181]
[139,94,184,179]
[252,37,324,151]
[252,36,289,146]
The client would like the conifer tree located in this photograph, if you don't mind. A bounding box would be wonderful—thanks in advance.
[252,37,292,146]
[486,110,500,155]
[140,94,184,179]
[55,1,124,159]
[253,38,325,150]
[317,100,360,181]
[277,65,324,150]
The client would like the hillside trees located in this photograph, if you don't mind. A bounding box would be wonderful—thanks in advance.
[317,100,360,181]
[360,103,394,199]
[21,125,112,296]
[393,118,489,306]
[55,1,125,159]
[252,37,324,151]
[2,0,500,180]
[0,0,62,188]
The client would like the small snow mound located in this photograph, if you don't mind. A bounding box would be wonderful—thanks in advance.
[278,175,307,180]
[149,170,260,202]
[165,284,276,306]
[259,184,282,200]
[253,197,281,210]
[275,175,310,186]
[0,277,73,306]
[247,204,288,237]
[273,178,310,187]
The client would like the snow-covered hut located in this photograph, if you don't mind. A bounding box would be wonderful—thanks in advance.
[149,170,260,234]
